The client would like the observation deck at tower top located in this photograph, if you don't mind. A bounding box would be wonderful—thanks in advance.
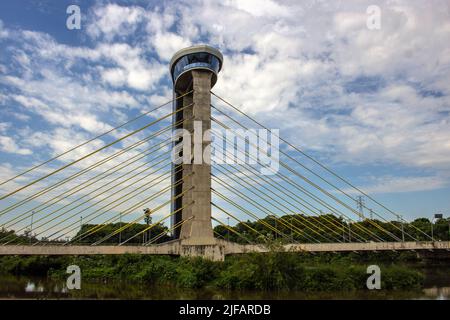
[169,45,223,92]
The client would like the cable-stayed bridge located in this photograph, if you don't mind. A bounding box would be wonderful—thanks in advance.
[0,45,449,261]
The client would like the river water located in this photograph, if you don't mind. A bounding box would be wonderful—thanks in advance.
[0,272,449,300]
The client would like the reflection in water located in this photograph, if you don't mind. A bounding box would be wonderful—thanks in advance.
[25,282,44,293]
[423,287,450,300]
[0,273,448,299]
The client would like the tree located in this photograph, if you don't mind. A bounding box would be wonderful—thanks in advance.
[143,208,152,243]
[144,208,152,225]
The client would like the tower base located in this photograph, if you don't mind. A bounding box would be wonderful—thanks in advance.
[180,240,225,261]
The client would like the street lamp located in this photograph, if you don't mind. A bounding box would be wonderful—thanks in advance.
[79,216,83,244]
[348,219,352,242]
[30,210,35,244]
[227,217,230,241]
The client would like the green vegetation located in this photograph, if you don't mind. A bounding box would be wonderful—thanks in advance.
[75,222,170,244]
[0,221,170,245]
[0,252,424,291]
[0,213,444,292]
[214,215,450,243]
[2,215,449,245]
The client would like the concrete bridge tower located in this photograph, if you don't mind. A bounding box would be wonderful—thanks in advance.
[169,45,223,247]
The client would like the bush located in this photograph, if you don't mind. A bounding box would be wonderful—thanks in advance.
[383,266,424,290]
[0,253,426,292]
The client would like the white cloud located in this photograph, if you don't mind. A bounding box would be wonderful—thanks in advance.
[87,4,146,41]
[151,32,191,61]
[0,135,32,155]
[1,0,450,203]
[0,19,8,38]
[100,67,126,87]
[96,42,166,90]
[225,0,291,18]
[354,175,449,194]
[77,0,450,182]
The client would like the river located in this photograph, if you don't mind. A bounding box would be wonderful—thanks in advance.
[0,268,449,300]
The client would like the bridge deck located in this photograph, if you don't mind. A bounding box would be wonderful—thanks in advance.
[0,241,449,257]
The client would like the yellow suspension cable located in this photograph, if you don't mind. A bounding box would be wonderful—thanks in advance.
[43,166,180,245]
[212,175,321,243]
[1,138,173,230]
[211,216,254,245]
[214,104,414,240]
[211,116,385,242]
[4,162,176,245]
[209,125,370,242]
[0,90,192,187]
[63,179,174,245]
[29,156,172,240]
[0,103,191,201]
[212,188,293,242]
[212,165,339,243]
[211,202,269,242]
[120,202,194,246]
[212,158,344,241]
[94,184,194,246]
[212,160,343,242]
[211,113,367,241]
[0,152,172,244]
[1,118,184,227]
[144,216,194,246]
[0,114,190,218]
[211,93,430,241]
[68,168,187,245]
[61,174,183,244]
[210,126,366,242]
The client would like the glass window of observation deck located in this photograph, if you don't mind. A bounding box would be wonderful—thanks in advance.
[172,53,221,82]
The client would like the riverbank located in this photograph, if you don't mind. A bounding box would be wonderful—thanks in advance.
[0,251,427,291]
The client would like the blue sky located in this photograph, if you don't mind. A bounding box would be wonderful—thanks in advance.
[0,0,450,234]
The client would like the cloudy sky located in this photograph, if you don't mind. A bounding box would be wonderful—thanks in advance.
[0,0,449,230]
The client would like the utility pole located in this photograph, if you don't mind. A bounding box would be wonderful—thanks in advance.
[30,210,35,244]
[448,216,450,241]
[356,196,365,221]
[275,217,278,241]
[119,212,122,244]
[291,215,294,242]
[397,214,405,242]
